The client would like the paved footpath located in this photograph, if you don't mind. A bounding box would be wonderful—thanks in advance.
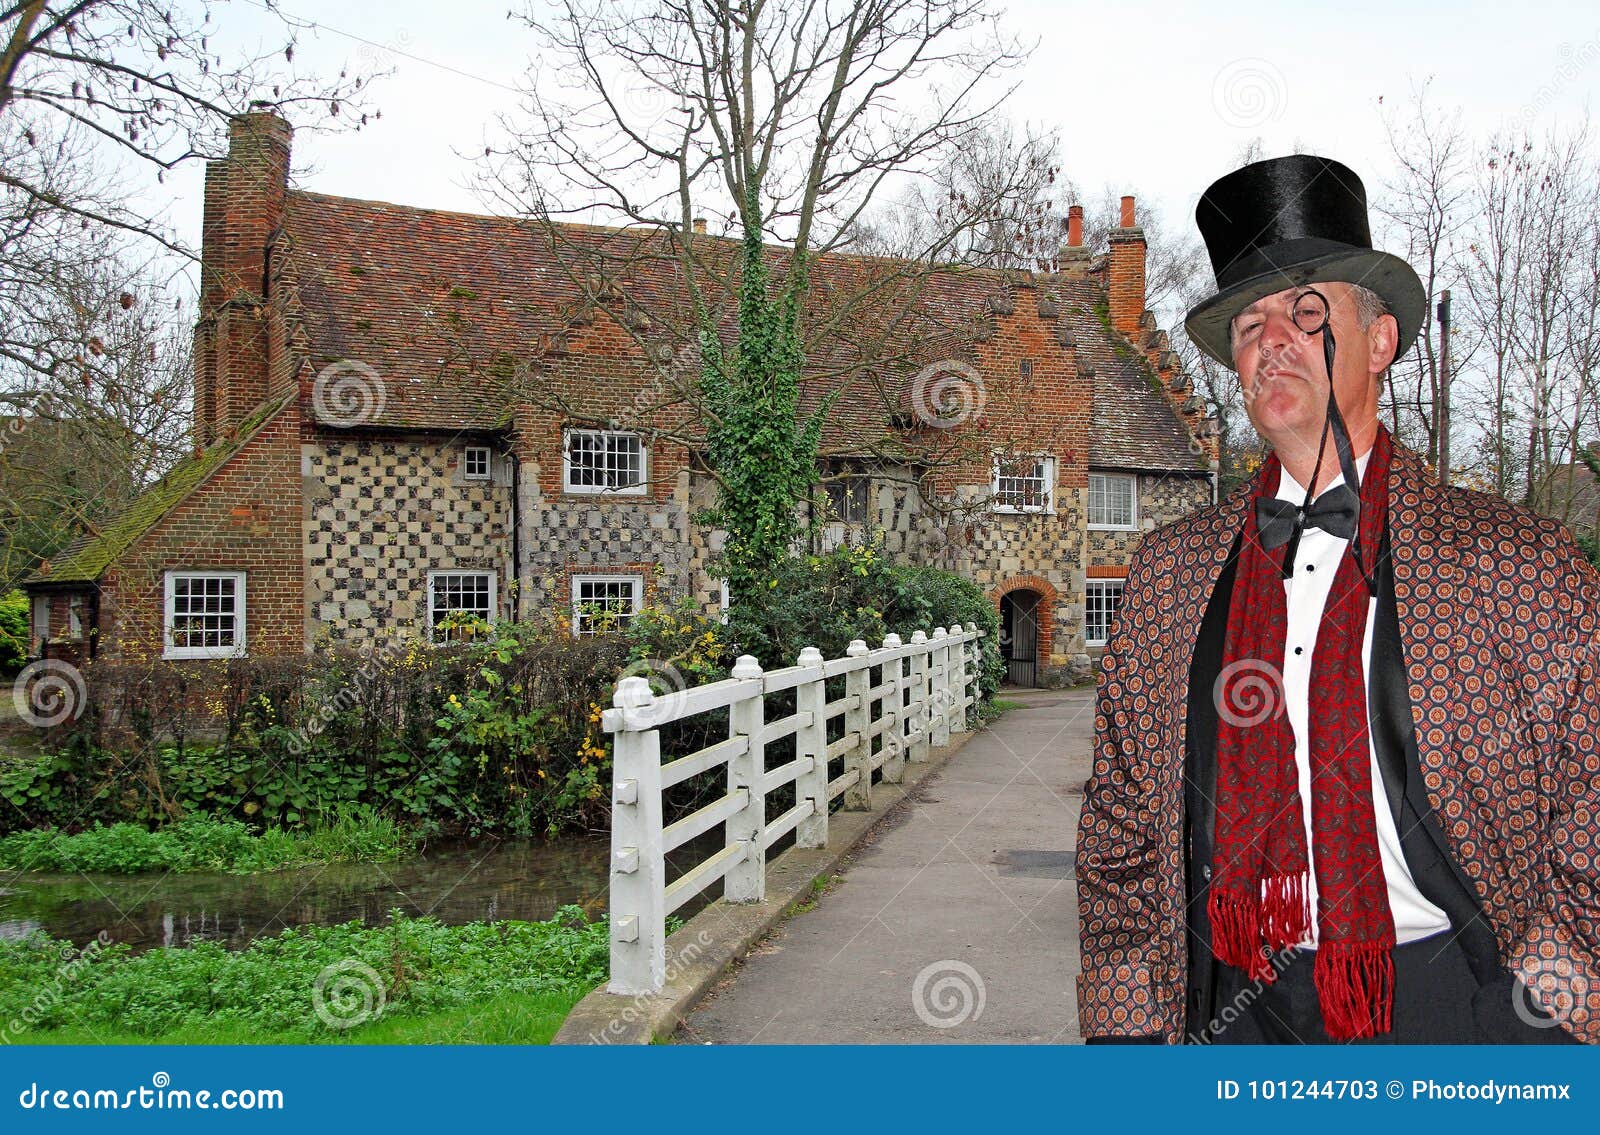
[674,686,1097,1044]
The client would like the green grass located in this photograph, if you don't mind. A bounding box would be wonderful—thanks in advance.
[12,989,585,1045]
[0,811,419,874]
[0,906,608,1045]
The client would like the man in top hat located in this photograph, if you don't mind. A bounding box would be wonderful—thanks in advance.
[1074,154,1600,1044]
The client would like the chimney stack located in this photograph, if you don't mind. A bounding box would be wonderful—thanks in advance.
[692,216,707,235]
[1107,194,1147,338]
[195,106,293,445]
[1057,203,1091,274]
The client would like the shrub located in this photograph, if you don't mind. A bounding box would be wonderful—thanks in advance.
[720,538,1003,712]
[0,589,29,676]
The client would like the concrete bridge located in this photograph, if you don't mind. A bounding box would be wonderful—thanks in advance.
[555,667,1095,1044]
[671,686,1092,1043]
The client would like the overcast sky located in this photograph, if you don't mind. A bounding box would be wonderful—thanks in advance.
[156,0,1598,274]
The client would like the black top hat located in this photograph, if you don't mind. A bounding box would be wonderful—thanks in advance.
[1183,155,1425,369]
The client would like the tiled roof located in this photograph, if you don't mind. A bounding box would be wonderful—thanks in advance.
[280,190,1203,465]
[23,391,296,586]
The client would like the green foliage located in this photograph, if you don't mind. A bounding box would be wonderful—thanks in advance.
[2,601,736,841]
[720,538,1003,710]
[0,905,617,1042]
[698,184,841,619]
[0,588,29,675]
[1577,533,1600,569]
[0,811,416,874]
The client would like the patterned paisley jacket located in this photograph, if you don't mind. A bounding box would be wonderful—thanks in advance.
[1074,442,1600,1043]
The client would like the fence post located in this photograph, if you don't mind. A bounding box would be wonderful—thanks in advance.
[908,630,931,763]
[931,626,952,748]
[843,638,872,810]
[879,633,904,783]
[724,654,766,903]
[794,645,828,849]
[607,675,665,995]
[951,623,971,736]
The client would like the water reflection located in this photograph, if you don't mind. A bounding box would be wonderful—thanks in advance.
[0,835,720,954]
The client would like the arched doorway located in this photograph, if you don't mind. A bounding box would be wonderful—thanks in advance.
[999,588,1042,687]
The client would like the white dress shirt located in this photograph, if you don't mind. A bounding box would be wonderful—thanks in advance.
[1274,449,1451,947]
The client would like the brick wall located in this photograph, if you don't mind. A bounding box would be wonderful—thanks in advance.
[97,399,304,664]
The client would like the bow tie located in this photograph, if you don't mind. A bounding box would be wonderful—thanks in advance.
[1256,483,1360,549]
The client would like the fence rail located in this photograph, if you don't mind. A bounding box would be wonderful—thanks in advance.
[603,622,987,995]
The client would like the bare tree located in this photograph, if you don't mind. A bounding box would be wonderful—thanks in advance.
[859,117,1074,269]
[1378,80,1470,476]
[1,0,379,583]
[478,0,1038,568]
[1459,134,1535,497]
[0,252,193,590]
[1,1,377,261]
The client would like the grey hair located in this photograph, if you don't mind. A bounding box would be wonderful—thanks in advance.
[1348,283,1391,331]
[1346,283,1395,384]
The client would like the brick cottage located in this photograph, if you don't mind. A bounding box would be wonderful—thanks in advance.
[24,109,1216,689]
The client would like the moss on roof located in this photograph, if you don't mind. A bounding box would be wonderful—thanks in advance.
[24,392,295,587]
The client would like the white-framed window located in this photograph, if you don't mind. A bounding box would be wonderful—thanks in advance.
[1088,472,1138,529]
[164,571,246,659]
[992,454,1054,513]
[571,574,644,636]
[67,596,84,641]
[1085,579,1125,646]
[463,445,492,480]
[30,595,49,651]
[427,571,497,643]
[564,429,647,495]
[717,577,730,625]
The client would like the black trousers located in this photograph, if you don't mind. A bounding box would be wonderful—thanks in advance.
[1206,928,1480,1044]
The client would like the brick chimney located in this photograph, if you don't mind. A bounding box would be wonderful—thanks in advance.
[194,105,292,445]
[1056,203,1092,274]
[1106,195,1146,338]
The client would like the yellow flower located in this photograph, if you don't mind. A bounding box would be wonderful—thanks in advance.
[537,769,547,779]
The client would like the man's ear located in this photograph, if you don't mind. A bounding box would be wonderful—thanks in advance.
[1369,311,1400,374]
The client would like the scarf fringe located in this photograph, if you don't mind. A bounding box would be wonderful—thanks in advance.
[1314,940,1394,1040]
[1261,871,1312,951]
[1207,873,1311,982]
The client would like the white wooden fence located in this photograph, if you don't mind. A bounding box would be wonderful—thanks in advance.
[602,622,987,995]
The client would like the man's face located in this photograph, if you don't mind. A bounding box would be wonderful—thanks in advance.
[1230,280,1395,455]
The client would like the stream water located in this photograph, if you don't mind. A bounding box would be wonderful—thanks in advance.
[0,835,717,954]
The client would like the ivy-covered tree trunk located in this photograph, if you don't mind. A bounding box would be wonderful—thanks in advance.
[696,187,840,661]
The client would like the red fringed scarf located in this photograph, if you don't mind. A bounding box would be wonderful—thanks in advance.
[1208,426,1396,1040]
